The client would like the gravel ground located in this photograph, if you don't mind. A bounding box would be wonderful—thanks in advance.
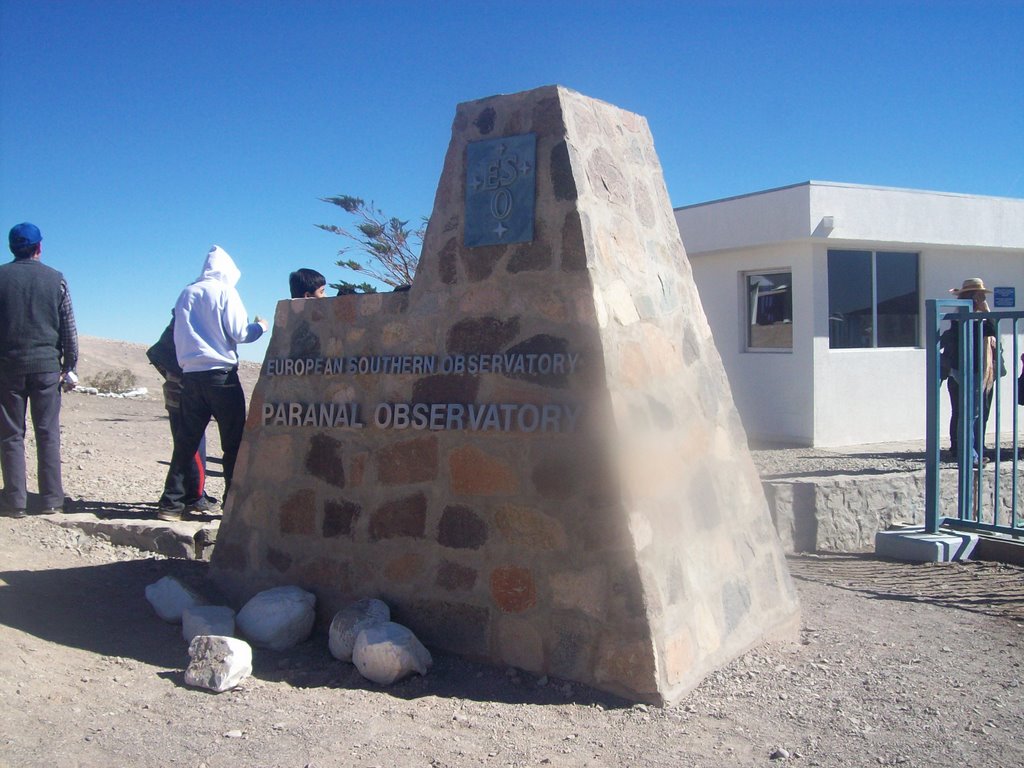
[0,337,1022,768]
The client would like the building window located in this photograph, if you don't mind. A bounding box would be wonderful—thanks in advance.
[745,270,792,350]
[827,250,919,349]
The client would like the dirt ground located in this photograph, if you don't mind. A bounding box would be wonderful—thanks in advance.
[1,338,1023,768]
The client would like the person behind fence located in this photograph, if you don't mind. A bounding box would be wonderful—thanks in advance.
[0,223,78,518]
[288,268,326,299]
[156,245,267,521]
[146,311,217,514]
[1019,352,1024,408]
[939,277,1001,465]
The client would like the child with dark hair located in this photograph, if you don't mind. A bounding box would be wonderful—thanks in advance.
[289,268,326,299]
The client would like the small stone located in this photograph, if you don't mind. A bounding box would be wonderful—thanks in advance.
[224,730,243,739]
[770,748,790,760]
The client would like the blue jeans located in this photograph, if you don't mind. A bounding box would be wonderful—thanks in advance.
[159,368,246,509]
[0,371,64,510]
[167,406,207,501]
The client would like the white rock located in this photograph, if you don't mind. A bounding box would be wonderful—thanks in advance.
[145,575,204,623]
[236,586,316,650]
[328,598,390,661]
[182,605,236,643]
[352,621,432,686]
[184,636,252,693]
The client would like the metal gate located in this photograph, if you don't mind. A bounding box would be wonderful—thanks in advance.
[924,299,1023,536]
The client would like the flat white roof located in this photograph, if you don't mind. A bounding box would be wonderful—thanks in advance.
[674,180,1024,212]
[675,181,1024,254]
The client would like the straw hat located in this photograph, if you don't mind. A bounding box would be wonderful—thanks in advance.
[949,277,993,295]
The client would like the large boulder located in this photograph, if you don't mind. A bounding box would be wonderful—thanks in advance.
[236,585,315,650]
[352,621,432,685]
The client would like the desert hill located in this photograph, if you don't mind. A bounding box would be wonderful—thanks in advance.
[76,335,261,394]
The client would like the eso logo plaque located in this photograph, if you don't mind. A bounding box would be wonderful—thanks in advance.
[465,133,536,247]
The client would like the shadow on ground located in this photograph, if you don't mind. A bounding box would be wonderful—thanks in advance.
[0,558,213,668]
[789,553,1024,622]
[0,555,627,708]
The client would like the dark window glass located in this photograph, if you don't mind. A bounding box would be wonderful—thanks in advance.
[746,272,792,349]
[827,250,872,348]
[875,251,919,347]
[827,249,919,349]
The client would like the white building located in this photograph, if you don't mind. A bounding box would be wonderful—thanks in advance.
[674,181,1024,447]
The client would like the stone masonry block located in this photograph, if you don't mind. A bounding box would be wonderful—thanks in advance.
[449,446,518,496]
[437,505,488,550]
[490,566,537,613]
[280,490,315,535]
[369,493,427,541]
[376,436,439,485]
[305,433,345,489]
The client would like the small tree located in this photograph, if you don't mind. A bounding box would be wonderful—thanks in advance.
[316,195,424,294]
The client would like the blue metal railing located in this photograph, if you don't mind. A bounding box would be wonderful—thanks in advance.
[924,299,1022,537]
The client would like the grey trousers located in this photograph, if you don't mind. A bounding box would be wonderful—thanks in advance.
[0,371,64,510]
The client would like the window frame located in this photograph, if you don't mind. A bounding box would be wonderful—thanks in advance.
[826,249,920,350]
[742,268,793,353]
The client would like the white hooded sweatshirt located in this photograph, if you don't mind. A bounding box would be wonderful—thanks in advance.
[174,246,264,373]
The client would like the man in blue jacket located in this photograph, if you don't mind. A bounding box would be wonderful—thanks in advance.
[0,223,78,517]
[157,245,266,521]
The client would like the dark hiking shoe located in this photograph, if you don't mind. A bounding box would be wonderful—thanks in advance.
[185,495,220,514]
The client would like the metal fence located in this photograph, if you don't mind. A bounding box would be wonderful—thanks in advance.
[924,299,1023,536]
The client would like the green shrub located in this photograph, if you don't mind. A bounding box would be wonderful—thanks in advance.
[86,368,139,394]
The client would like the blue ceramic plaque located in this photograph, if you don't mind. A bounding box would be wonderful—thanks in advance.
[465,133,536,247]
[993,286,1015,308]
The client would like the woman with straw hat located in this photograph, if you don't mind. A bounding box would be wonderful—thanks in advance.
[940,278,998,465]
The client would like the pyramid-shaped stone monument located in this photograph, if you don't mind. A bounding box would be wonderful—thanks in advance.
[212,85,799,704]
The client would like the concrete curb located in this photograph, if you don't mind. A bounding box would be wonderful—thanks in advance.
[43,512,219,560]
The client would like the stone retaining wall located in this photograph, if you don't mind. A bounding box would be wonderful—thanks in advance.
[765,465,1024,552]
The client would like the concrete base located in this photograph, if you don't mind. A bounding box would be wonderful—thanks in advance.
[874,526,978,563]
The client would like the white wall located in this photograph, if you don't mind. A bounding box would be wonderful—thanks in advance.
[813,346,926,445]
[687,242,815,445]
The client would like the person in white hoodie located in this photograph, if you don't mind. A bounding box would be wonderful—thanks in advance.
[157,246,267,520]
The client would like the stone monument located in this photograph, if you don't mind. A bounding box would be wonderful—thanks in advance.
[211,85,800,704]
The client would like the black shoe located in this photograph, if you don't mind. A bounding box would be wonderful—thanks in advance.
[0,506,26,519]
[40,507,63,515]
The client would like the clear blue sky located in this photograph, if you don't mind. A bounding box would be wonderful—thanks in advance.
[2,0,1021,362]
